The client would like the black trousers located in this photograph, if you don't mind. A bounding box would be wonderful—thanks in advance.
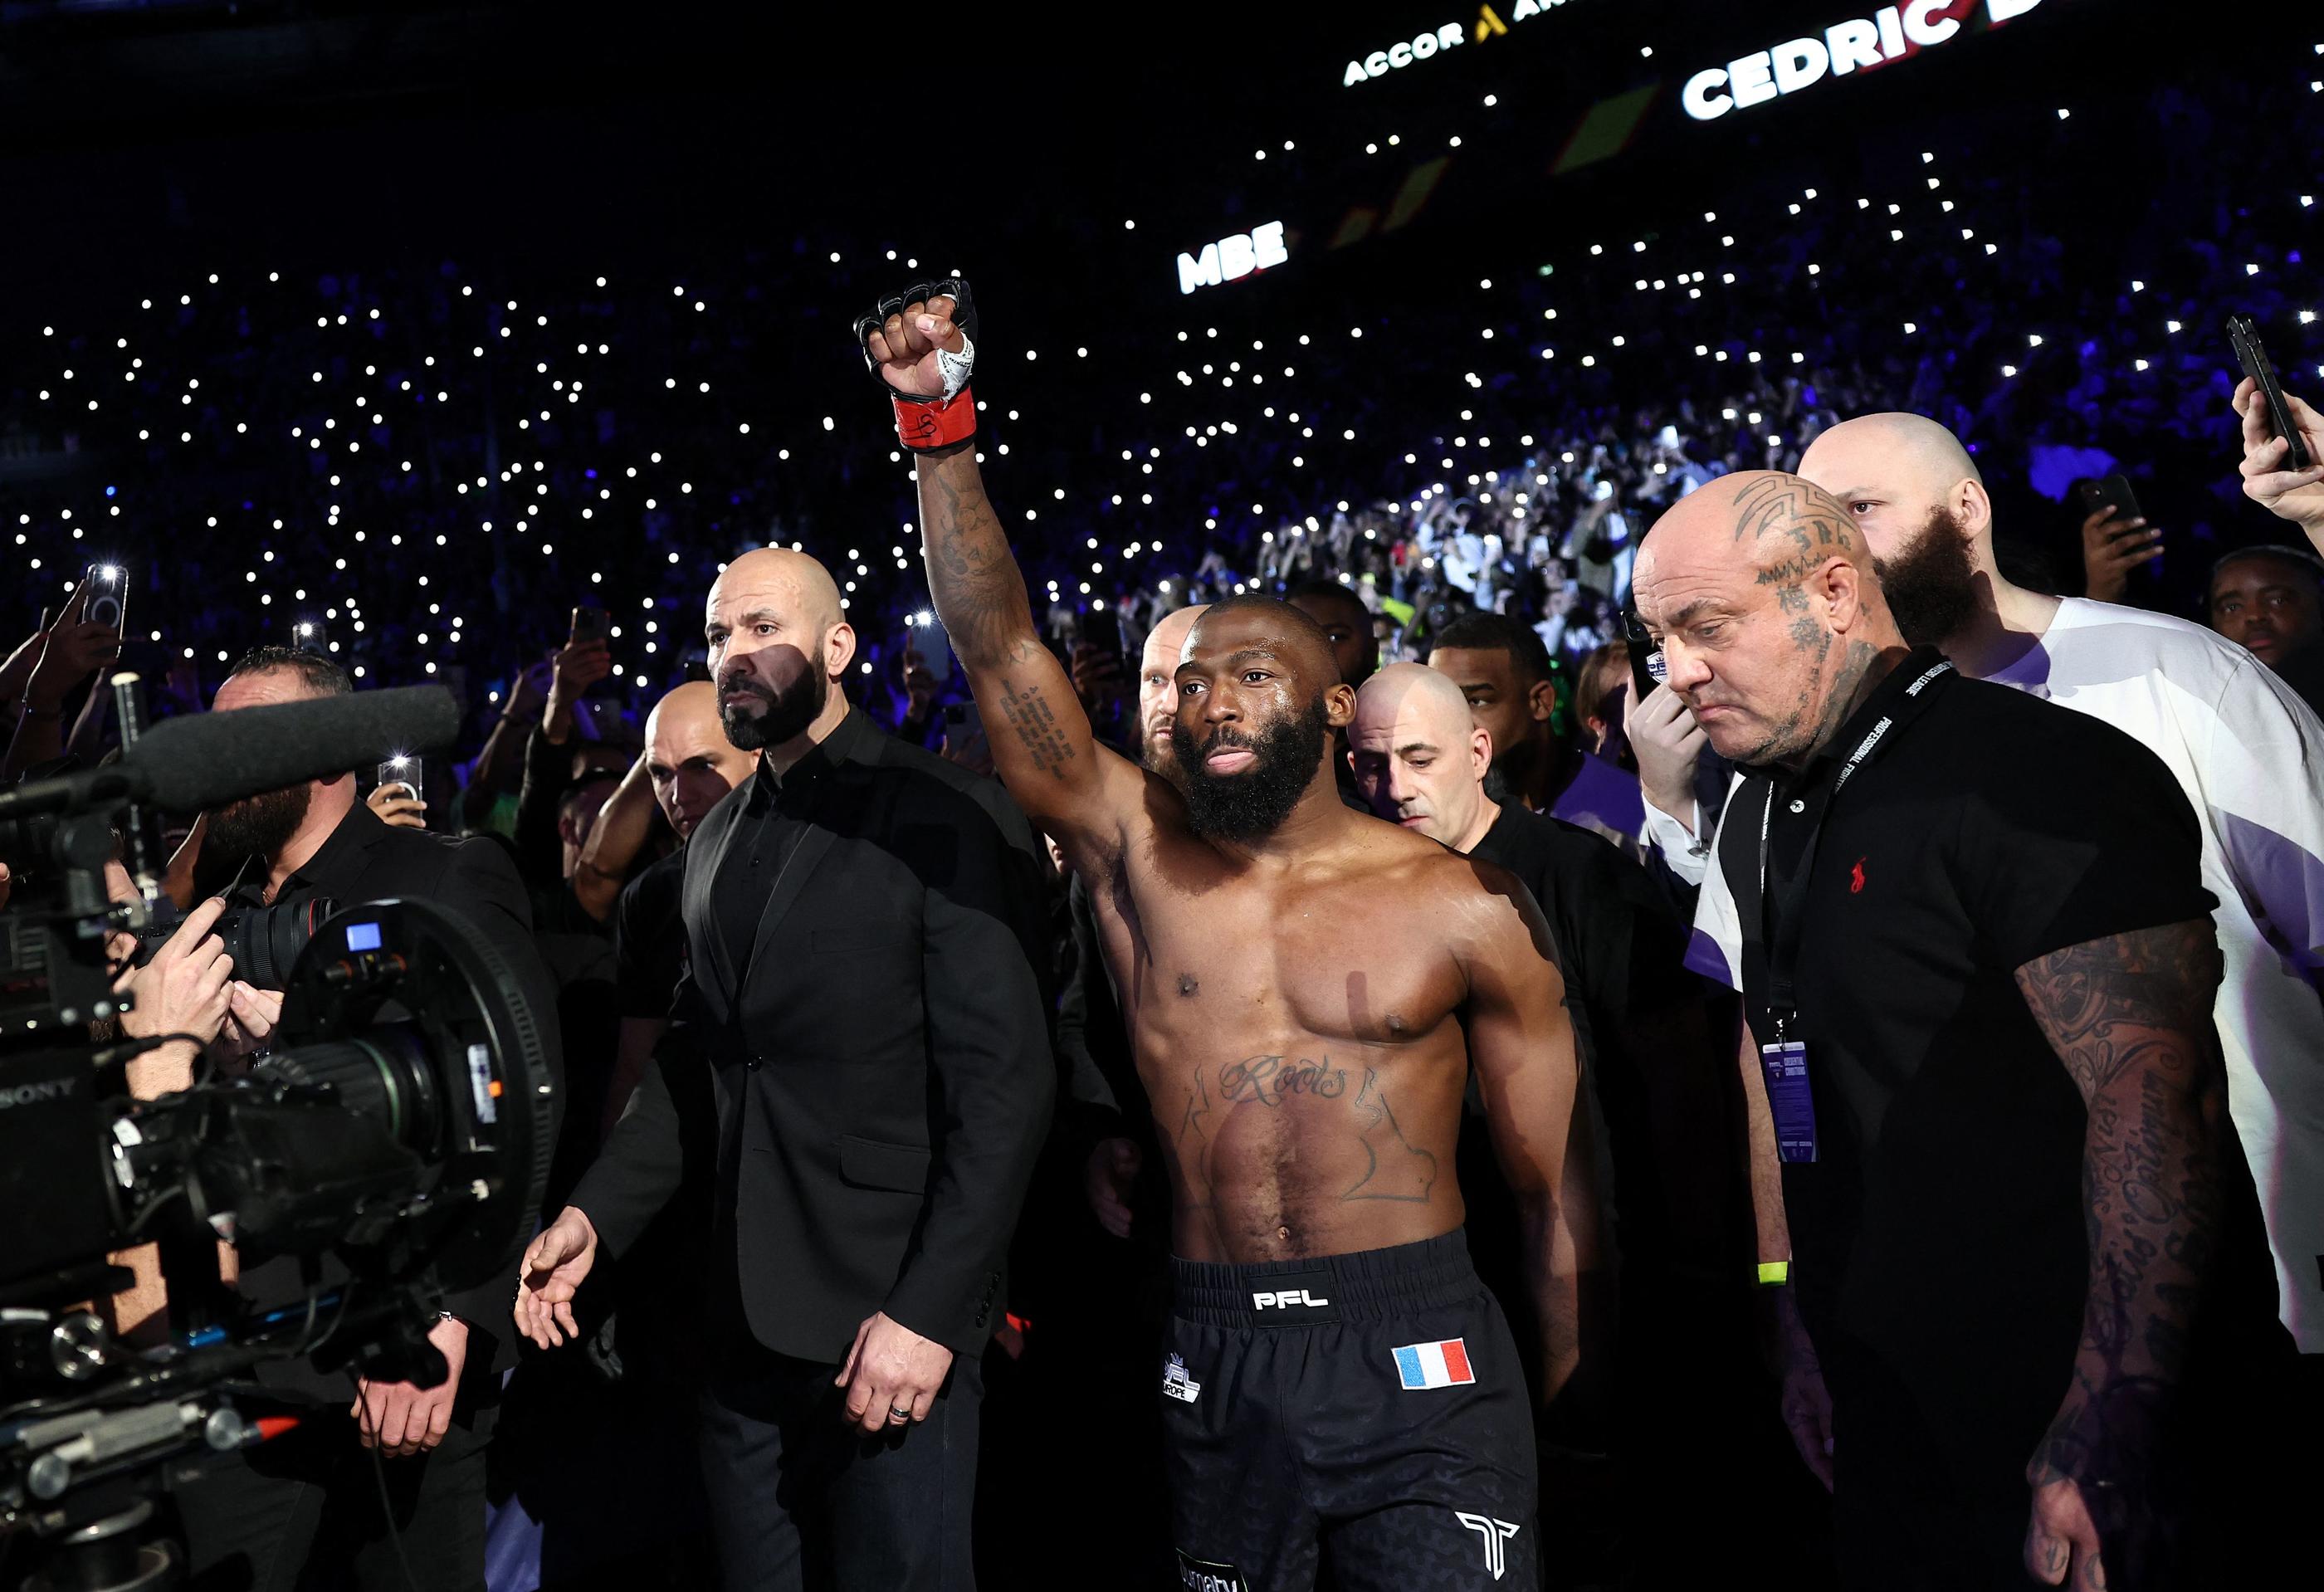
[173,1403,493,1592]
[698,1345,983,1592]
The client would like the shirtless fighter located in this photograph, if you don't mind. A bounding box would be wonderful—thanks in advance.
[859,281,1582,1590]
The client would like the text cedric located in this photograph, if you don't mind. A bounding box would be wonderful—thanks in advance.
[1682,0,2050,122]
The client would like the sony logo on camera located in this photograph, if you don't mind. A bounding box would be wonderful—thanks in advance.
[0,1076,76,1108]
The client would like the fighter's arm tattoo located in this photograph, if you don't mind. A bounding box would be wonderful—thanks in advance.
[913,444,1122,829]
[918,444,1040,669]
[2014,921,2229,1499]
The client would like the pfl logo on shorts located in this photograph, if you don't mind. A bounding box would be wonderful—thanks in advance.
[1453,1513,1521,1580]
[1251,1287,1330,1310]
[1161,1353,1203,1404]
[1247,1270,1339,1322]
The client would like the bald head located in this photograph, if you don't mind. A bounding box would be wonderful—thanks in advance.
[705,547,855,758]
[646,681,757,839]
[715,548,847,635]
[1143,603,1208,676]
[1137,603,1208,767]
[1807,413,1980,488]
[1354,662,1474,741]
[1348,663,1496,849]
[1634,471,1903,769]
[1797,411,1996,569]
[646,679,722,745]
[1638,470,1884,593]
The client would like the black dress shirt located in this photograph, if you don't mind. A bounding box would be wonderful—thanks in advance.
[711,711,870,974]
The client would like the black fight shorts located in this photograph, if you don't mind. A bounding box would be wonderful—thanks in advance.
[1160,1228,1539,1590]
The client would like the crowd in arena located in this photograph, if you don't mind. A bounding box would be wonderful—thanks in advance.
[2,40,2322,1592]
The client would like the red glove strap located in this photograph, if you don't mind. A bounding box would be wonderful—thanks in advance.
[893,387,977,452]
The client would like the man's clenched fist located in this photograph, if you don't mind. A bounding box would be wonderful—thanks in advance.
[857,280,979,450]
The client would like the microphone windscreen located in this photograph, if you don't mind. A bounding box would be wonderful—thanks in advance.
[129,686,461,812]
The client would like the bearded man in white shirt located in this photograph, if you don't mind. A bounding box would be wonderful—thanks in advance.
[1678,409,2324,1358]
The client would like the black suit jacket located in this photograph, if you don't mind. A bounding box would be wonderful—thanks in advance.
[233,797,564,1401]
[570,709,1054,1361]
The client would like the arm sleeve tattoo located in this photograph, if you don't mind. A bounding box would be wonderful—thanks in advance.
[2013,920,2229,1496]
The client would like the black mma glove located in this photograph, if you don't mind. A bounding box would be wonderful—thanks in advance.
[856,277,979,452]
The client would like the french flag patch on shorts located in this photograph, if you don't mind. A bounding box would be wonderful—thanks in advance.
[1390,1338,1475,1389]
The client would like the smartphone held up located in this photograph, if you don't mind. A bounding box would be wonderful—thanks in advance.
[377,756,422,803]
[84,564,129,634]
[2229,315,2312,471]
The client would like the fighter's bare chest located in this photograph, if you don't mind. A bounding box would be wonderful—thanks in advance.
[1101,866,1464,1047]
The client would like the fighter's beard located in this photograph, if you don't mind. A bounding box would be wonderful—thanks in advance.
[1170,698,1329,842]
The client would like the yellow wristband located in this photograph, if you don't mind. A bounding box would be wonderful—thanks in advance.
[1756,1260,1790,1287]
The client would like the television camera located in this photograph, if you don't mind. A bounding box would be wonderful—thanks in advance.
[0,685,554,1590]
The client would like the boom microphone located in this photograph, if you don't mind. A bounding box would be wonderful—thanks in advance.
[129,685,461,811]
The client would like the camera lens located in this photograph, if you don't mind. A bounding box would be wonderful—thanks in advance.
[223,897,334,989]
[256,1028,442,1154]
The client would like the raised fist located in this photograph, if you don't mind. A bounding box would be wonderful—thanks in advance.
[857,280,980,452]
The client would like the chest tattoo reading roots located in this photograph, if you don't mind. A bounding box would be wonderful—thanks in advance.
[995,681,1077,779]
[1219,1054,1348,1106]
[1342,1068,1438,1204]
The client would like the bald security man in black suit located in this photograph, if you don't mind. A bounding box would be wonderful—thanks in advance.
[517,549,1053,1592]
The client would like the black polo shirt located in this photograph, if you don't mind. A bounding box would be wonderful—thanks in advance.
[713,708,874,972]
[1714,647,2239,1474]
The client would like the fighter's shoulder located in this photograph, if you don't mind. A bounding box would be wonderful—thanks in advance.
[1373,822,1539,924]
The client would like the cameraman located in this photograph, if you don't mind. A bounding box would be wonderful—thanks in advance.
[164,647,562,1592]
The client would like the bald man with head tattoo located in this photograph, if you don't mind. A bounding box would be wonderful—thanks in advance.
[1635,471,2295,1591]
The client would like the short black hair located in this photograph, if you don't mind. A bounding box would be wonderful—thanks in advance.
[225,645,352,697]
[1286,578,1368,619]
[1195,593,1338,653]
[2211,543,2324,590]
[1428,612,1553,688]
